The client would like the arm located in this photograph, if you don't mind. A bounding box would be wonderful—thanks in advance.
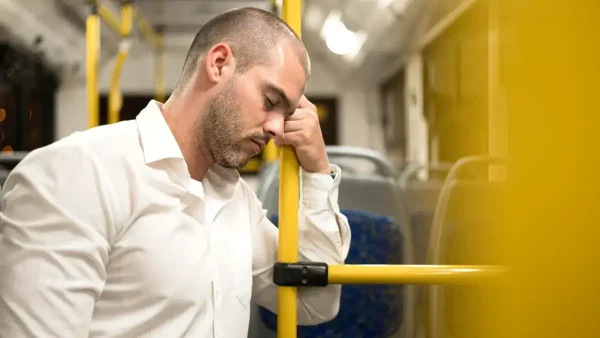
[0,142,119,337]
[249,164,351,325]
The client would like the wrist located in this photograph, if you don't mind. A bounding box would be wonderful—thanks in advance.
[305,162,331,175]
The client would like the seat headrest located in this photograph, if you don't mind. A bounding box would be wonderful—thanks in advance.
[263,172,405,219]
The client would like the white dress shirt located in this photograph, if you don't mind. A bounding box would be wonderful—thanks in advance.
[0,101,351,338]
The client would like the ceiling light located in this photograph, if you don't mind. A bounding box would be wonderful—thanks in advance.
[378,0,393,8]
[320,10,365,56]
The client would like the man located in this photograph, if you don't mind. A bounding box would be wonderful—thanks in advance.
[0,7,351,338]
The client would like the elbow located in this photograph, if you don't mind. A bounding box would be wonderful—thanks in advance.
[309,299,340,325]
[297,285,342,325]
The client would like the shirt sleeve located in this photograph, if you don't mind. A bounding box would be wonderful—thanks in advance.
[0,141,119,337]
[249,164,351,325]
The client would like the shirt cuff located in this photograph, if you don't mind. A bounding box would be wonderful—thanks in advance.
[300,164,341,209]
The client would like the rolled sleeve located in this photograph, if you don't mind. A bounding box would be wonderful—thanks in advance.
[251,164,351,325]
[300,164,342,209]
[298,164,350,264]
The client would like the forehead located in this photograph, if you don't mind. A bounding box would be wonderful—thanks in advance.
[248,41,306,105]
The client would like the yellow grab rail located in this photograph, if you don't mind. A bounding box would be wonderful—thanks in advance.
[87,0,162,128]
[277,2,302,338]
[97,1,161,50]
[134,8,161,49]
[108,1,133,124]
[86,1,100,128]
[328,264,505,285]
[98,2,121,35]
[154,29,166,103]
[263,141,279,163]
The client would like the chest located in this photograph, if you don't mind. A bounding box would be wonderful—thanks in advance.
[104,191,254,309]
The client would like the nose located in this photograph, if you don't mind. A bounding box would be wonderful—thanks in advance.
[262,113,284,140]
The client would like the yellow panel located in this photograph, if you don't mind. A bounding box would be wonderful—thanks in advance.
[490,1,600,338]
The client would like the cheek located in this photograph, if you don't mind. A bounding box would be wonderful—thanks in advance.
[236,89,267,127]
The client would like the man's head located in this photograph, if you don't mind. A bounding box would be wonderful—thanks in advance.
[175,7,311,170]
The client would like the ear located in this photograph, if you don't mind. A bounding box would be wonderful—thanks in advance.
[205,43,235,84]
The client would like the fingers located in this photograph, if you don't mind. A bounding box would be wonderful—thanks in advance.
[283,110,319,133]
[286,107,318,122]
[283,119,307,133]
[277,118,319,146]
[275,130,305,147]
[297,95,315,109]
[275,100,321,147]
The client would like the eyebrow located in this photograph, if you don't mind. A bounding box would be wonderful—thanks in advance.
[264,83,294,114]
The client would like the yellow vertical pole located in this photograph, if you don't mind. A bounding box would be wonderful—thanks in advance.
[263,141,279,163]
[154,29,166,103]
[86,0,100,129]
[278,1,301,337]
[108,1,133,125]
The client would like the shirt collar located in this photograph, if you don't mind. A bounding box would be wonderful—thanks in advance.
[136,100,184,164]
[136,100,240,198]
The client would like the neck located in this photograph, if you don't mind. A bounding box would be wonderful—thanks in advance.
[161,91,213,181]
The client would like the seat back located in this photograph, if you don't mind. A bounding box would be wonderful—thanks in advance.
[401,180,444,264]
[257,146,401,217]
[260,209,405,337]
[263,172,407,220]
[428,180,507,338]
[251,147,416,338]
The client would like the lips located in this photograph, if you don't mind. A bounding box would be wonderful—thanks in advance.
[251,139,264,152]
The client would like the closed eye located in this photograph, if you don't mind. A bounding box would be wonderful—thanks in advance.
[264,97,275,111]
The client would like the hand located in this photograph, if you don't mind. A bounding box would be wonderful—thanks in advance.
[274,96,330,174]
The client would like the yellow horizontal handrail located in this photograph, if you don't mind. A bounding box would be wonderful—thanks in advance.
[328,264,506,285]
[97,2,121,34]
[134,8,161,49]
[95,1,160,50]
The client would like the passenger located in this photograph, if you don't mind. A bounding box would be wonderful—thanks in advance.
[0,7,350,338]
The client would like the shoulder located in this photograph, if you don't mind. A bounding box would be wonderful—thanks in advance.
[65,120,141,162]
[44,121,139,168]
[11,121,141,187]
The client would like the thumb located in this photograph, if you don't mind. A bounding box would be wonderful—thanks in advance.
[275,133,291,147]
[274,134,284,147]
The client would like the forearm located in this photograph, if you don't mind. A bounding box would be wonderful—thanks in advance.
[250,165,351,325]
[293,166,351,324]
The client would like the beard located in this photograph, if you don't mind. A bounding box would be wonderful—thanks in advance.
[195,78,253,170]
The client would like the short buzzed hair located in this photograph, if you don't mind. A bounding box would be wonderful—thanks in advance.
[176,7,311,92]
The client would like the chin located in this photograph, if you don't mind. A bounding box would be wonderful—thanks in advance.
[221,162,248,171]
[213,146,254,170]
[217,156,250,171]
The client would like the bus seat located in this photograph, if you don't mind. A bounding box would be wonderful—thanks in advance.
[428,180,507,338]
[402,180,444,264]
[337,175,404,218]
[250,149,416,338]
[260,208,405,338]
[262,172,407,220]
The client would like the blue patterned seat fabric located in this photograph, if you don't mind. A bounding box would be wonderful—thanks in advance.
[260,209,405,338]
